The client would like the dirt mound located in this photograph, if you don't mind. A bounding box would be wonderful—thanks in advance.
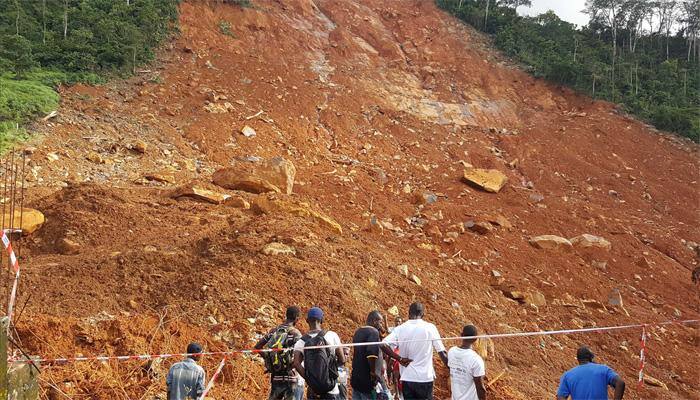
[10,0,699,399]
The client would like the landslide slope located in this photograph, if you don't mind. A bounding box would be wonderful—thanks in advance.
[10,0,699,399]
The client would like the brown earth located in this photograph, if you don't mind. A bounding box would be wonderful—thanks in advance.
[5,0,699,399]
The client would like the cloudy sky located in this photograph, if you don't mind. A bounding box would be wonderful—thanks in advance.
[518,0,589,27]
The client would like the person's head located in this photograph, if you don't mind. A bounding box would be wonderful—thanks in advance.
[187,342,203,362]
[286,305,301,325]
[461,324,478,348]
[408,302,425,319]
[576,346,595,364]
[366,310,384,332]
[306,306,324,328]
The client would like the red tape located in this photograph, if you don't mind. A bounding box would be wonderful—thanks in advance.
[2,230,21,328]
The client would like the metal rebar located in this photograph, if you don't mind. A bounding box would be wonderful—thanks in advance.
[1,154,9,314]
[17,152,26,259]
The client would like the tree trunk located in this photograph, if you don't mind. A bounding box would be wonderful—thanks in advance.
[42,0,46,44]
[14,0,19,35]
[484,0,491,30]
[64,0,68,39]
[574,37,578,62]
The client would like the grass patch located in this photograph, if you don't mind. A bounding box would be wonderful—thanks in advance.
[218,20,236,38]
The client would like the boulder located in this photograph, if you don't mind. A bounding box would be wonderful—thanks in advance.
[213,157,296,195]
[252,195,342,235]
[171,184,230,204]
[462,168,508,193]
[570,234,611,251]
[529,235,573,251]
[261,242,296,256]
[2,208,45,235]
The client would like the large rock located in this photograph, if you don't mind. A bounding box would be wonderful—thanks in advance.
[529,235,573,251]
[213,157,296,195]
[2,208,45,235]
[252,195,342,235]
[171,184,230,204]
[462,168,508,193]
[570,234,611,251]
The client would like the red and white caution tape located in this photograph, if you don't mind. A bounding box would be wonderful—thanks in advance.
[10,319,699,365]
[638,326,647,387]
[200,357,227,400]
[2,230,21,328]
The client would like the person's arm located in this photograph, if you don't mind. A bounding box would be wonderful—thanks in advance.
[254,329,273,350]
[430,324,448,367]
[380,343,412,366]
[438,351,449,367]
[474,376,487,400]
[556,373,570,400]
[293,350,305,379]
[612,376,625,400]
[166,367,173,400]
[335,346,346,365]
[368,355,378,383]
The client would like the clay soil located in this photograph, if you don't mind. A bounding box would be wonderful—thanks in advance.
[4,0,699,399]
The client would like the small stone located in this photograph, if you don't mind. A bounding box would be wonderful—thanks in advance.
[503,290,526,302]
[462,168,508,193]
[388,306,399,317]
[465,220,492,235]
[488,214,512,229]
[529,193,545,203]
[570,234,611,251]
[524,291,546,307]
[129,300,138,310]
[489,270,504,287]
[171,184,230,204]
[132,140,148,154]
[86,152,106,164]
[413,191,438,205]
[529,235,573,251]
[145,173,176,184]
[591,260,607,270]
[608,288,623,306]
[636,257,652,268]
[261,242,296,256]
[581,299,607,310]
[241,125,257,137]
[223,196,250,209]
[57,238,81,255]
[46,152,60,162]
[397,264,409,277]
[643,376,668,390]
[410,274,422,286]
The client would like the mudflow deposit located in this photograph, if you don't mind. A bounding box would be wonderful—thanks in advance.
[6,0,699,399]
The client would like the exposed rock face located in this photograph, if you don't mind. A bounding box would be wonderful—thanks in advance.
[462,168,508,193]
[213,157,296,195]
[252,195,342,235]
[570,234,611,251]
[529,235,573,251]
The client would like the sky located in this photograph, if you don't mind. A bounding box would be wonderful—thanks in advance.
[518,0,590,27]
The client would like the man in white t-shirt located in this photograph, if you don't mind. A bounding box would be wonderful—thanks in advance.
[448,325,486,400]
[293,307,346,400]
[382,302,448,400]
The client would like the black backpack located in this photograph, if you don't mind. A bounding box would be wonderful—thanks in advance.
[262,325,294,374]
[301,330,338,394]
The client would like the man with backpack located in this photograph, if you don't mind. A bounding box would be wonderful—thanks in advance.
[293,306,346,399]
[255,305,303,400]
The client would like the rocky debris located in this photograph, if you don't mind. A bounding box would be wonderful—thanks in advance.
[529,235,573,251]
[581,299,607,310]
[252,195,342,235]
[636,257,652,268]
[86,151,108,164]
[529,193,545,203]
[503,290,526,302]
[241,125,257,137]
[465,220,492,235]
[57,238,81,255]
[410,274,422,286]
[2,208,45,235]
[489,270,505,286]
[462,168,508,193]
[569,234,611,251]
[643,376,668,390]
[204,102,234,113]
[261,242,296,256]
[388,306,399,317]
[366,214,384,234]
[132,140,148,154]
[144,173,176,184]
[524,291,546,307]
[223,196,251,209]
[413,191,438,205]
[46,152,60,162]
[213,157,296,195]
[171,184,230,204]
[590,260,607,270]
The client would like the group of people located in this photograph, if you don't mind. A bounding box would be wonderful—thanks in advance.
[166,302,626,400]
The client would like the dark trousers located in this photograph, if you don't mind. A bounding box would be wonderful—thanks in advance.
[401,381,433,400]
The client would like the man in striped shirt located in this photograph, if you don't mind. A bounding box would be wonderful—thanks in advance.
[167,343,206,400]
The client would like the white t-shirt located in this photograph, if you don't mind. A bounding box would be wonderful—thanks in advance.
[448,347,485,400]
[382,319,446,383]
[294,330,342,395]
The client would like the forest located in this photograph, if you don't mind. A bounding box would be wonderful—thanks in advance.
[0,0,179,149]
[438,0,700,140]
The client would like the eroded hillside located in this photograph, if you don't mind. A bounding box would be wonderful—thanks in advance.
[9,0,699,399]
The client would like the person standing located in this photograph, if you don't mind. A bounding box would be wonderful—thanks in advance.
[447,325,486,400]
[166,342,206,400]
[255,305,304,400]
[293,307,346,400]
[557,346,625,400]
[351,310,410,400]
[382,303,448,400]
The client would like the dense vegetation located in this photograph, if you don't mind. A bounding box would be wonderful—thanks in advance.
[437,0,700,140]
[0,0,180,148]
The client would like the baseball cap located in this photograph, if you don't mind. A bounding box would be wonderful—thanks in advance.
[307,306,324,321]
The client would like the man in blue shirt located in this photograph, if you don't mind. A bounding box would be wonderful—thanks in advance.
[557,346,625,400]
[166,342,206,400]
